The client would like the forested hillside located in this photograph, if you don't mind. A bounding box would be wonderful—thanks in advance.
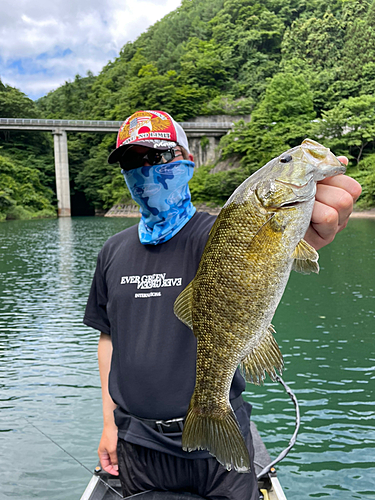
[0,82,56,220]
[1,0,375,219]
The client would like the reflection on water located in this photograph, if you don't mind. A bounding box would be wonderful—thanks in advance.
[0,217,137,500]
[0,217,374,500]
[246,218,375,498]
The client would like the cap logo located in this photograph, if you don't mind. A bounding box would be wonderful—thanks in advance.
[118,111,174,148]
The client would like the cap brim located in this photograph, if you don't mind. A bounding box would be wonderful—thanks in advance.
[108,141,177,165]
[107,145,128,164]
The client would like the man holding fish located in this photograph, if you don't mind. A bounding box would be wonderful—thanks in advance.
[83,110,361,499]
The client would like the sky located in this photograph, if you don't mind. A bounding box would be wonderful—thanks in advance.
[0,0,182,100]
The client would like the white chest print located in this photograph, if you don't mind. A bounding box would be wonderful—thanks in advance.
[120,273,182,290]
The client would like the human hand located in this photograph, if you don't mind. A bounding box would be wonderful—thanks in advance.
[98,425,119,476]
[304,157,362,250]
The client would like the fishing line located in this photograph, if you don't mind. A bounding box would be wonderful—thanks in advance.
[256,375,300,479]
[23,417,124,499]
[24,376,299,491]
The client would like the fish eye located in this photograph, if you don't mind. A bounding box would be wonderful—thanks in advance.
[280,155,292,163]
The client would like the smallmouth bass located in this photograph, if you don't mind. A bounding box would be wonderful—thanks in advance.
[174,139,346,473]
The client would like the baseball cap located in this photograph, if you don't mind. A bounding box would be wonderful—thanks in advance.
[108,110,190,166]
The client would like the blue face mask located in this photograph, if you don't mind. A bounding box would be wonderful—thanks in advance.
[122,160,196,245]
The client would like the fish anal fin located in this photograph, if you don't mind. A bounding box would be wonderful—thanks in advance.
[182,403,251,473]
[241,326,284,385]
[173,281,195,333]
[291,239,319,275]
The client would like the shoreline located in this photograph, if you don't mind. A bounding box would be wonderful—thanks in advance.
[350,209,375,218]
[104,206,375,218]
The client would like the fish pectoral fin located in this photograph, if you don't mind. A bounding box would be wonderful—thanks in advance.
[292,238,319,261]
[240,326,284,385]
[291,239,320,275]
[182,403,251,473]
[173,281,194,332]
[292,258,319,274]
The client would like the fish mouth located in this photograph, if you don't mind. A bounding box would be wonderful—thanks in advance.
[275,178,315,208]
[279,200,303,209]
[275,176,313,190]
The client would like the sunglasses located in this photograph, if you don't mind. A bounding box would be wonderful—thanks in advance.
[122,148,180,170]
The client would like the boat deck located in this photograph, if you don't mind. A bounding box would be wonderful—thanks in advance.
[80,422,286,500]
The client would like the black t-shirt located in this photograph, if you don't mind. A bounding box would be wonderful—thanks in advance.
[84,211,251,458]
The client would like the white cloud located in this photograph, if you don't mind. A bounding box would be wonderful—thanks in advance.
[0,0,182,100]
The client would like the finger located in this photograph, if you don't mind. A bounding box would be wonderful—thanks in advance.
[98,450,119,476]
[105,464,119,476]
[99,450,111,470]
[109,449,119,475]
[336,156,348,166]
[304,201,339,249]
[314,184,354,227]
[318,174,362,202]
[304,224,326,250]
[310,200,339,237]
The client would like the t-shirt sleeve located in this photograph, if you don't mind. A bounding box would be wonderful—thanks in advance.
[83,250,111,334]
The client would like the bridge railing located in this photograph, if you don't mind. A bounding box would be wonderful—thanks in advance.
[0,117,234,129]
[0,118,123,127]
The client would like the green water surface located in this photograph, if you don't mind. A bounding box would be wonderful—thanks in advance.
[0,217,374,499]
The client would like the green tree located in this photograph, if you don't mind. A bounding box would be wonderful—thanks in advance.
[341,0,375,81]
[209,0,284,99]
[37,72,96,119]
[0,154,55,220]
[281,11,344,70]
[220,72,316,172]
[0,79,38,118]
[111,64,208,122]
[349,154,375,208]
[74,136,129,210]
[180,39,228,88]
[189,164,248,206]
[1,81,55,203]
[311,95,375,163]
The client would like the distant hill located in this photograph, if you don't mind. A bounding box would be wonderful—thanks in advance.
[1,0,374,218]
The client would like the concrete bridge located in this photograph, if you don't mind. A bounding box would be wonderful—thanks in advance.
[0,117,233,216]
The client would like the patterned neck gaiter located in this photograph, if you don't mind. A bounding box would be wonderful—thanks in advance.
[122,160,196,245]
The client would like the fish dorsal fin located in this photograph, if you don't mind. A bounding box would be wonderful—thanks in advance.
[240,325,283,385]
[173,281,195,333]
[291,239,320,275]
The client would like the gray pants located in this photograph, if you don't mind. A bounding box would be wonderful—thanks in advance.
[117,431,258,500]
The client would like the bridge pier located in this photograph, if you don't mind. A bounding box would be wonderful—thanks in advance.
[53,128,71,217]
[187,135,221,168]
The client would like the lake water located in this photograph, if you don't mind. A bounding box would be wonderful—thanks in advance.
[0,216,374,500]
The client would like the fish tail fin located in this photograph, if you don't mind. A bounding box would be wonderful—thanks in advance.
[182,402,251,473]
